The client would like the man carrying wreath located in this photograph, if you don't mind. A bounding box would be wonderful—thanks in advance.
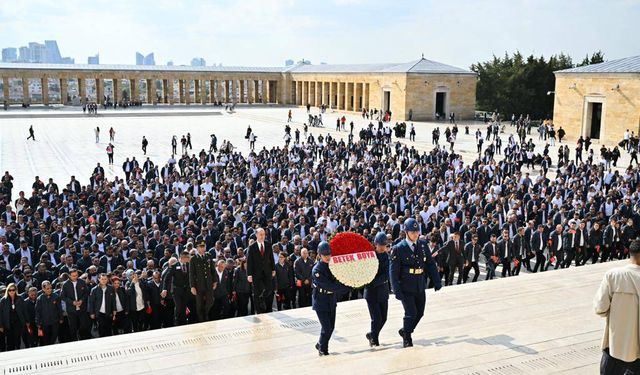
[390,218,441,348]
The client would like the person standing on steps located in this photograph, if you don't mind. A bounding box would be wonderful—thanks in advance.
[390,218,442,348]
[364,232,390,347]
[312,241,350,356]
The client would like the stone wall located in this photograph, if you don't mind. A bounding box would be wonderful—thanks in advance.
[553,73,640,145]
[405,74,476,121]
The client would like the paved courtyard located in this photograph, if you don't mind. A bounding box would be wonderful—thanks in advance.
[0,105,628,194]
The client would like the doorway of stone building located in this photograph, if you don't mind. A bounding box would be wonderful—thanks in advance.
[383,90,390,112]
[435,92,446,118]
[586,102,603,139]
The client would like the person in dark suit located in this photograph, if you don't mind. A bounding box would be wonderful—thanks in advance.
[60,269,90,340]
[482,234,499,280]
[441,232,464,285]
[512,227,528,276]
[0,283,28,351]
[531,225,548,273]
[189,240,216,323]
[146,270,164,329]
[312,241,351,356]
[246,228,275,313]
[364,232,390,347]
[390,218,442,348]
[162,253,191,326]
[35,280,63,345]
[87,274,116,337]
[463,234,482,282]
[548,224,565,270]
[274,252,295,311]
[497,229,513,277]
[294,248,314,308]
[211,259,230,320]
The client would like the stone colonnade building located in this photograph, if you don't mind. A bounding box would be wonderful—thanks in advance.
[0,57,477,121]
[553,55,640,145]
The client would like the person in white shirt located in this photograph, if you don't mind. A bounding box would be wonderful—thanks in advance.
[594,239,640,373]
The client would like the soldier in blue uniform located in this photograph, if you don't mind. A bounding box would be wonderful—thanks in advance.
[312,241,351,356]
[390,218,442,348]
[364,232,390,347]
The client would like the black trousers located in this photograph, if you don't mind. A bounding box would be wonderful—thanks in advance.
[112,311,130,334]
[298,284,312,308]
[366,298,388,341]
[130,309,145,332]
[401,291,426,335]
[501,258,512,277]
[276,288,293,311]
[252,277,273,314]
[447,260,464,285]
[195,290,214,323]
[40,323,59,345]
[485,262,497,280]
[512,256,523,275]
[67,311,90,340]
[316,308,336,352]
[236,292,250,317]
[463,261,480,282]
[562,251,576,268]
[601,348,640,375]
[173,292,188,326]
[532,251,546,272]
[583,247,600,265]
[96,313,112,338]
[5,324,22,351]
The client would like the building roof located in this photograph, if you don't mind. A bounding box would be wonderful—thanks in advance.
[287,58,475,74]
[0,57,474,75]
[0,63,283,73]
[556,55,640,74]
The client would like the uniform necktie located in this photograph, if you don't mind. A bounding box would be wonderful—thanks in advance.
[182,263,186,273]
[260,243,264,256]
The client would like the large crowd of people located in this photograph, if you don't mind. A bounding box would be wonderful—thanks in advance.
[0,107,636,352]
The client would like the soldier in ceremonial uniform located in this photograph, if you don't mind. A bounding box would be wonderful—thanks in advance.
[364,232,390,347]
[390,218,441,348]
[189,240,218,323]
[312,241,350,356]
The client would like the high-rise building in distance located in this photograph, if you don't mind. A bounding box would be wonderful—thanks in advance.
[2,48,17,62]
[4,40,73,63]
[88,54,99,65]
[136,52,155,65]
[191,57,206,67]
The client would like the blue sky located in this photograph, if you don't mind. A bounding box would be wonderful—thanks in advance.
[1,0,638,68]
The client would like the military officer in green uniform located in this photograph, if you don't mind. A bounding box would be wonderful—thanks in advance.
[189,240,218,323]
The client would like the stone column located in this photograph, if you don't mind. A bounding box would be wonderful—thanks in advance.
[113,79,119,104]
[166,79,174,104]
[129,78,137,102]
[336,81,342,110]
[2,77,10,103]
[230,79,237,103]
[248,79,255,103]
[146,79,153,104]
[78,77,86,103]
[354,82,361,112]
[178,80,184,103]
[200,80,207,104]
[208,80,214,103]
[238,80,244,103]
[194,80,200,103]
[310,82,316,107]
[186,79,193,104]
[21,77,30,104]
[346,82,353,111]
[41,77,49,105]
[162,79,168,103]
[60,78,68,104]
[223,80,229,103]
[96,78,104,105]
[301,81,306,106]
[364,83,370,110]
[328,82,333,109]
[264,80,270,103]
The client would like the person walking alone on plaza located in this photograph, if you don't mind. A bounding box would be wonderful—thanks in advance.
[109,127,115,142]
[95,126,100,143]
[186,133,193,150]
[249,132,257,150]
[409,124,416,141]
[312,241,351,356]
[364,232,390,347]
[171,136,177,155]
[26,125,35,141]
[142,136,148,155]
[106,143,115,165]
[593,239,640,374]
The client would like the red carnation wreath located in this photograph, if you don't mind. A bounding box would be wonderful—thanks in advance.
[328,232,378,288]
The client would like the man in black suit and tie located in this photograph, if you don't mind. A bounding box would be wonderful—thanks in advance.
[87,274,116,337]
[482,234,499,280]
[247,228,275,313]
[497,229,513,277]
[60,269,90,340]
[161,252,191,326]
[531,225,548,273]
[441,232,464,285]
[463,234,482,283]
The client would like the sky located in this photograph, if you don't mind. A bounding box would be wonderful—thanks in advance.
[1,0,638,69]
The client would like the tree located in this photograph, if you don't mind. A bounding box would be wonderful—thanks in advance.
[471,51,602,119]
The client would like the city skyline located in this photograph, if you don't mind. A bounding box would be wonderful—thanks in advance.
[0,0,638,69]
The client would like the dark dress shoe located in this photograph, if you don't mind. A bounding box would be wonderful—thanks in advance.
[366,332,375,347]
[315,343,329,356]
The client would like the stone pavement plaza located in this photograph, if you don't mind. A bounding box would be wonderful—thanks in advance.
[0,255,618,375]
[0,106,628,194]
